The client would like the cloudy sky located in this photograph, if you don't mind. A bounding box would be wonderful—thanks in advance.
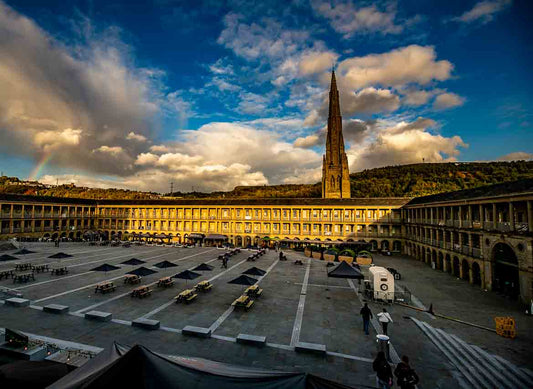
[0,0,531,192]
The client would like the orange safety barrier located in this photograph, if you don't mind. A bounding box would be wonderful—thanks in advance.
[494,317,516,339]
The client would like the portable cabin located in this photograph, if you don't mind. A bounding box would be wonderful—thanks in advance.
[368,266,394,302]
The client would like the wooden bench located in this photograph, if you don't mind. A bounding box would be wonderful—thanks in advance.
[51,267,69,276]
[157,277,174,288]
[232,295,254,311]
[131,286,152,298]
[0,270,15,280]
[195,281,212,293]
[175,289,197,304]
[124,275,142,284]
[245,285,263,298]
[13,273,35,283]
[15,264,33,271]
[33,264,50,273]
[95,283,116,294]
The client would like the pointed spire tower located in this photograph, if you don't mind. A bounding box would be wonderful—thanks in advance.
[322,70,351,199]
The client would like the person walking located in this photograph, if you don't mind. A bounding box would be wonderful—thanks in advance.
[360,303,373,335]
[394,355,419,389]
[377,308,393,335]
[222,255,228,269]
[373,351,393,389]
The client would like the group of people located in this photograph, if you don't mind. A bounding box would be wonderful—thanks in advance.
[360,303,419,388]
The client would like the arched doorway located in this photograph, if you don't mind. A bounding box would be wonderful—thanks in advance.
[381,240,390,251]
[472,262,482,286]
[393,240,401,252]
[370,240,378,251]
[235,236,243,247]
[437,252,444,271]
[453,256,460,277]
[492,243,520,299]
[432,250,437,266]
[461,259,470,281]
[445,254,451,274]
[244,236,252,247]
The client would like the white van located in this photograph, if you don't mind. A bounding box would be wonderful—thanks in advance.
[368,266,394,302]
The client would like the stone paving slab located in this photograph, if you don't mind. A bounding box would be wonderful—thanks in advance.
[132,318,160,330]
[5,297,30,307]
[85,310,112,322]
[236,333,266,346]
[43,304,69,314]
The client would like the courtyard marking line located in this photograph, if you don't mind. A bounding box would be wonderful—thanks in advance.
[14,248,171,291]
[33,249,215,305]
[208,257,280,334]
[347,279,401,364]
[72,249,217,314]
[289,257,311,347]
[294,282,351,289]
[140,253,250,320]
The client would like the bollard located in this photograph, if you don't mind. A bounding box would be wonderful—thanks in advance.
[376,334,390,361]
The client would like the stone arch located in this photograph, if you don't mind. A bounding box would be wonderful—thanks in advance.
[437,251,444,271]
[472,261,482,286]
[426,248,432,264]
[461,259,470,281]
[392,240,401,252]
[369,240,378,251]
[381,240,390,251]
[235,236,243,247]
[244,236,252,247]
[492,242,519,299]
[68,232,74,239]
[431,249,437,266]
[445,254,451,273]
[452,256,460,277]
[52,232,59,240]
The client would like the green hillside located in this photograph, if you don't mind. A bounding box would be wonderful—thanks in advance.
[1,161,532,199]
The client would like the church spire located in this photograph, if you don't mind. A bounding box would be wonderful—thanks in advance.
[322,70,351,199]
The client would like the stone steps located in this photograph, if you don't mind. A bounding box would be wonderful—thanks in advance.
[411,317,532,389]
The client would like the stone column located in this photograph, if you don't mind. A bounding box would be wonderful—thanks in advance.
[458,206,463,228]
[509,202,514,231]
[492,203,497,227]
[479,204,483,223]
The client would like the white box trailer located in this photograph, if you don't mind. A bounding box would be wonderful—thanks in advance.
[368,266,394,302]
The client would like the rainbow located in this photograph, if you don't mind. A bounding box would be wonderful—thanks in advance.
[28,153,54,181]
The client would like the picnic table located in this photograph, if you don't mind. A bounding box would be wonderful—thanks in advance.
[51,267,69,276]
[194,280,212,293]
[157,277,174,288]
[174,289,197,304]
[0,269,15,280]
[124,274,142,284]
[33,264,50,273]
[13,273,35,284]
[247,255,256,262]
[15,263,33,271]
[131,285,152,298]
[245,284,263,298]
[95,282,116,294]
[232,294,254,311]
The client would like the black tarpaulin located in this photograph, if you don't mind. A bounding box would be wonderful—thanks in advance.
[121,258,146,265]
[48,252,73,259]
[47,342,354,389]
[126,267,157,276]
[327,261,364,279]
[1,360,73,388]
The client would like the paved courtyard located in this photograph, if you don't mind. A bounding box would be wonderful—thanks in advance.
[0,243,531,388]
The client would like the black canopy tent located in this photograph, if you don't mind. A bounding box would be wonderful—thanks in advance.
[327,261,364,279]
[0,254,18,261]
[153,260,178,269]
[121,258,146,266]
[91,264,120,272]
[228,274,258,286]
[48,252,73,259]
[242,267,266,277]
[192,263,214,271]
[126,267,157,277]
[14,248,36,255]
[47,342,355,389]
[173,270,201,286]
